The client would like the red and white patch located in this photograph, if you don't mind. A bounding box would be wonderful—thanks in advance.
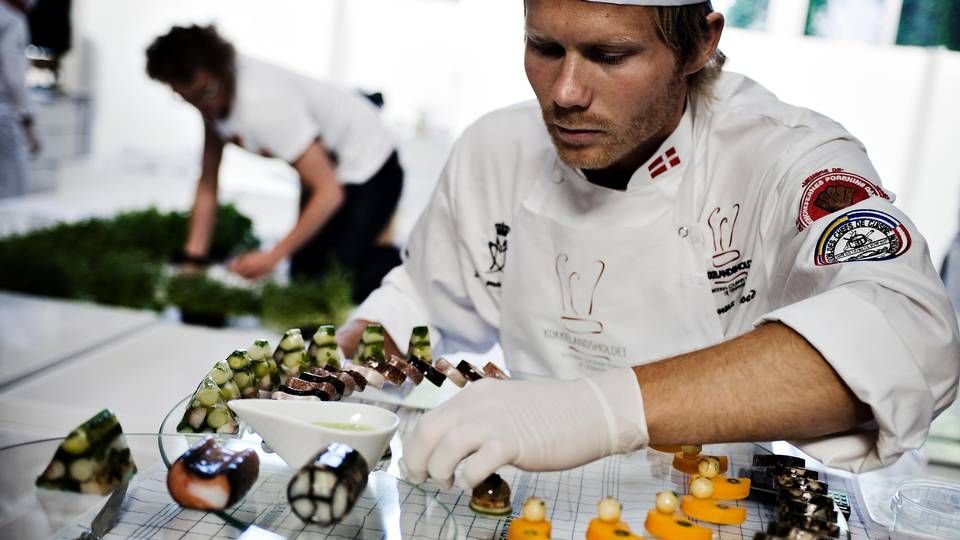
[648,147,681,180]
[796,169,889,231]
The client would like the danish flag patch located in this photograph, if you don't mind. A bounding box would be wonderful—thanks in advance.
[648,147,681,179]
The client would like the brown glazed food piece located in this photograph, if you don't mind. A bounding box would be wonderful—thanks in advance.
[167,437,260,511]
[470,473,512,516]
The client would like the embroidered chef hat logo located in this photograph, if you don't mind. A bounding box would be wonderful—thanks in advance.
[707,204,741,268]
[555,254,606,334]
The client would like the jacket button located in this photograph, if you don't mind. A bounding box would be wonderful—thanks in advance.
[677,226,689,238]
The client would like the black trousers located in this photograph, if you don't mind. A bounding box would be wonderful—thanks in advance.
[290,151,403,303]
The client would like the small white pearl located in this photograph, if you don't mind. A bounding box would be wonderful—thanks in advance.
[655,491,679,514]
[523,498,546,522]
[597,497,622,523]
[690,477,715,499]
[697,457,721,478]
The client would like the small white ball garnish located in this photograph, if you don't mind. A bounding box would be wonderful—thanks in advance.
[597,497,622,523]
[681,445,702,458]
[522,497,546,522]
[690,477,715,499]
[697,456,721,478]
[655,491,679,514]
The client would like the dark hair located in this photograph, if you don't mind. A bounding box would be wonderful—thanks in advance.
[652,2,726,101]
[145,25,235,84]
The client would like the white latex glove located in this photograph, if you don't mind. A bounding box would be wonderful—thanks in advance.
[399,367,648,488]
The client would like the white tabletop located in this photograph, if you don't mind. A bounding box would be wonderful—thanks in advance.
[0,292,158,389]
[0,320,274,445]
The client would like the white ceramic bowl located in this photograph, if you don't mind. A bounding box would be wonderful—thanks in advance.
[227,400,399,470]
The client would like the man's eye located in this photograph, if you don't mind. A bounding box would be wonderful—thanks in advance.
[527,39,564,58]
[589,51,629,65]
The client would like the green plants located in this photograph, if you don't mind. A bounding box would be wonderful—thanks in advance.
[165,273,261,327]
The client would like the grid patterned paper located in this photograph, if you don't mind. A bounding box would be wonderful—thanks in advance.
[56,405,886,539]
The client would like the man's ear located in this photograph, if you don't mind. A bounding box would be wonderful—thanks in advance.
[684,11,725,76]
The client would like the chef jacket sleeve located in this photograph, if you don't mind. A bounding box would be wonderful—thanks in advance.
[756,138,960,472]
[350,133,500,356]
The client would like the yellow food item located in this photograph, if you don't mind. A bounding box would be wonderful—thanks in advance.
[680,445,702,458]
[697,476,750,500]
[650,445,683,453]
[508,517,551,540]
[680,495,747,525]
[644,510,711,540]
[586,518,644,540]
[672,454,728,475]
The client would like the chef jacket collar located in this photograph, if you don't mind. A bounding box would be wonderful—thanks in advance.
[634,103,692,186]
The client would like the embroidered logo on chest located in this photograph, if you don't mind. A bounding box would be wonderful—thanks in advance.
[477,222,510,288]
[705,205,754,311]
[796,169,889,231]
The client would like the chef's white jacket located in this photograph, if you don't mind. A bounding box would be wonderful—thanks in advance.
[353,72,960,472]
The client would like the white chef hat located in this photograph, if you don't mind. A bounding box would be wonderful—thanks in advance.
[584,1,706,5]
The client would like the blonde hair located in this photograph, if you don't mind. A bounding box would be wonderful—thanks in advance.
[652,2,726,101]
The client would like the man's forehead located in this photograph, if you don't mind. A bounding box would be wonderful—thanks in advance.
[525,1,657,42]
[583,0,703,4]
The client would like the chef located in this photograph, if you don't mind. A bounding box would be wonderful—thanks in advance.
[146,25,403,301]
[339,0,960,488]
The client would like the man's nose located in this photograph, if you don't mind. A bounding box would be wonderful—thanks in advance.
[552,56,592,110]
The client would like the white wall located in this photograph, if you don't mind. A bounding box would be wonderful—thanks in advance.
[66,0,960,264]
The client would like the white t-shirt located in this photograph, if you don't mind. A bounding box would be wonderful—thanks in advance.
[352,72,960,473]
[215,55,395,184]
[0,2,29,117]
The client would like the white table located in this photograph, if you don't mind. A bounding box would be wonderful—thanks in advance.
[0,292,158,389]
[0,321,274,446]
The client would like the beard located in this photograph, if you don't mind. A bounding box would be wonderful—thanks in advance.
[541,73,686,171]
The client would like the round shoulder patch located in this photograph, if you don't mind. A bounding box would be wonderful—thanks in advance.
[814,209,911,266]
[797,169,889,231]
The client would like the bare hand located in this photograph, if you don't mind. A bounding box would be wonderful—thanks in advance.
[228,250,280,279]
[336,318,402,360]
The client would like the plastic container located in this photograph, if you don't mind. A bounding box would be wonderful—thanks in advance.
[890,481,960,539]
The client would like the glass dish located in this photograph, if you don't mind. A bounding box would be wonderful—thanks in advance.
[0,433,459,540]
[891,481,960,539]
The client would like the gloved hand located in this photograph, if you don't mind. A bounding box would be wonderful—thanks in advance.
[399,367,648,488]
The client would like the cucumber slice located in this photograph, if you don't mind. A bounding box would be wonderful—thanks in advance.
[361,324,385,344]
[283,351,305,369]
[62,431,89,455]
[227,350,250,370]
[252,360,270,378]
[248,339,271,361]
[208,360,233,385]
[206,403,232,429]
[233,369,254,390]
[279,329,305,351]
[196,377,221,407]
[313,325,337,345]
[219,380,240,401]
